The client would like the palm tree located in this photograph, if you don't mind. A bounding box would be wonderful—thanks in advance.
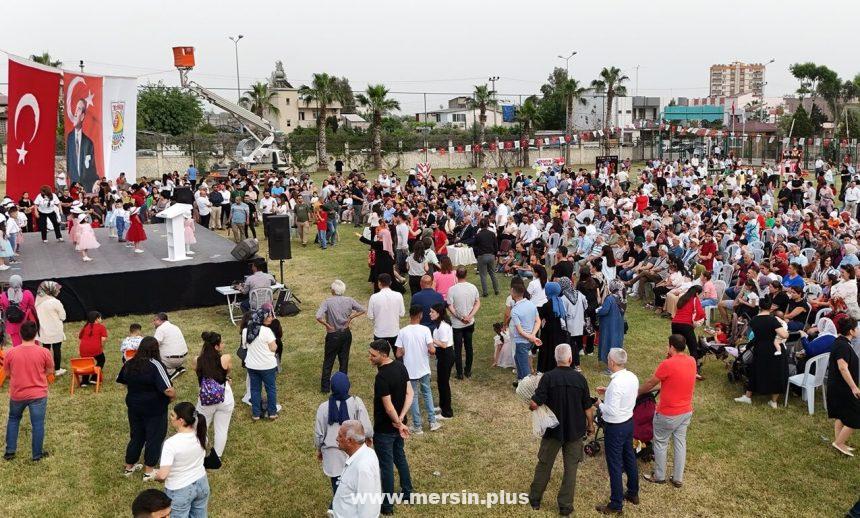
[516,96,540,167]
[29,52,62,67]
[356,84,400,171]
[468,84,498,167]
[591,66,629,153]
[556,77,587,164]
[240,82,279,118]
[298,73,346,171]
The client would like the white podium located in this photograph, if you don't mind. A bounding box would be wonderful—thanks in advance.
[156,203,193,262]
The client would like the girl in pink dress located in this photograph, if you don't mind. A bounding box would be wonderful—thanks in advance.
[184,213,197,256]
[75,213,101,262]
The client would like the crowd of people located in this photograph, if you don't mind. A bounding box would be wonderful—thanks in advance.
[3,147,860,516]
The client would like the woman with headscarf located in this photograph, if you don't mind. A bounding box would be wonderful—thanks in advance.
[596,279,627,373]
[313,371,373,508]
[536,281,571,373]
[34,280,67,376]
[577,265,600,356]
[795,315,838,374]
[0,275,36,347]
[558,277,588,370]
[240,308,279,420]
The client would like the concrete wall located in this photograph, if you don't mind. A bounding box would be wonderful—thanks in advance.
[0,142,657,180]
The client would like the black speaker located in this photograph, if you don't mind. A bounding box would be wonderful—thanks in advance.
[268,215,292,260]
[231,238,259,261]
[173,186,194,204]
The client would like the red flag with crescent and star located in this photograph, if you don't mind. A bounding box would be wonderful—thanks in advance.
[63,71,104,189]
[6,56,61,199]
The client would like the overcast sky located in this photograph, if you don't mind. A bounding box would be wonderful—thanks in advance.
[3,0,858,116]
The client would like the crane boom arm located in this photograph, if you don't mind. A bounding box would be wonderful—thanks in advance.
[180,72,275,138]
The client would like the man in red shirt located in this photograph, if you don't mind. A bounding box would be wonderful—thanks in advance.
[638,334,696,487]
[3,321,54,461]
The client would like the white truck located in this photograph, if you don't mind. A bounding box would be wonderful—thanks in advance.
[176,66,288,171]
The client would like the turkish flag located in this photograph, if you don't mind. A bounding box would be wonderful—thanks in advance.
[6,56,61,199]
[63,71,104,190]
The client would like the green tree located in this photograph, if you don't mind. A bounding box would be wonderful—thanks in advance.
[516,96,540,167]
[356,84,401,171]
[240,82,279,118]
[298,73,348,170]
[536,67,568,131]
[591,66,629,154]
[557,77,587,163]
[336,77,357,114]
[29,52,64,138]
[29,52,62,67]
[786,105,813,138]
[468,84,497,166]
[138,83,204,136]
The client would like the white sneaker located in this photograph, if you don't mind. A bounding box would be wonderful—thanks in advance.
[82,257,92,262]
[409,427,424,435]
[734,395,752,404]
[430,422,443,432]
[0,265,9,271]
[134,249,144,254]
[54,369,67,376]
[767,400,778,409]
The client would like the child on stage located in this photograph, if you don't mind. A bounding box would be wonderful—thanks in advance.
[75,213,101,262]
[126,207,147,253]
[184,212,197,255]
[114,201,128,242]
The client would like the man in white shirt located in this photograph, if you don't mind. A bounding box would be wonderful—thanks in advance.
[395,306,440,433]
[195,185,212,229]
[153,312,189,379]
[332,420,382,518]
[845,180,860,218]
[367,274,405,347]
[258,191,278,238]
[594,348,639,514]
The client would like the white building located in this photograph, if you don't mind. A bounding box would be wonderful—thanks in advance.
[571,92,634,131]
[415,96,512,129]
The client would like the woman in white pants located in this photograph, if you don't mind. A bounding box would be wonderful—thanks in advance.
[194,331,235,457]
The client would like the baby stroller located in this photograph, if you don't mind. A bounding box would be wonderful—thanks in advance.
[632,391,658,461]
[584,392,659,461]
[727,344,754,385]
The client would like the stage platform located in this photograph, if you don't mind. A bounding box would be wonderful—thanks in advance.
[0,224,251,321]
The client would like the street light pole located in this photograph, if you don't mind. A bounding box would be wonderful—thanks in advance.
[229,34,244,102]
[557,51,577,77]
[488,76,499,127]
[760,58,775,122]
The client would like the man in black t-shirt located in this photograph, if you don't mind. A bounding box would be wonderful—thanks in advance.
[369,339,414,515]
[351,181,365,227]
[551,245,574,280]
[528,343,594,515]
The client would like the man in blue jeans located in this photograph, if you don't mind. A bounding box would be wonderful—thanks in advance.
[369,339,414,515]
[3,321,54,461]
[509,282,541,387]
[595,348,640,514]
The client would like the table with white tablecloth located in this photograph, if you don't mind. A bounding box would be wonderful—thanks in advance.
[448,246,477,266]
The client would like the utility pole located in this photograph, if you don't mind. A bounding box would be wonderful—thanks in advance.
[634,64,640,96]
[79,60,84,73]
[488,76,499,127]
[229,34,244,102]
[423,92,428,163]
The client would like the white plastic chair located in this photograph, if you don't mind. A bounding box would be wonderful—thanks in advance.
[784,352,829,415]
[814,307,832,327]
[724,244,740,263]
[249,287,274,311]
[705,280,727,326]
[761,229,774,244]
[720,264,734,285]
[751,248,765,263]
[804,283,822,300]
[749,241,764,250]
[800,247,817,264]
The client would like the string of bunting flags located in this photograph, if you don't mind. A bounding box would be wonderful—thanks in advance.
[416,121,858,155]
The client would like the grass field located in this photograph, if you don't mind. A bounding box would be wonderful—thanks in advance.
[0,171,858,517]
